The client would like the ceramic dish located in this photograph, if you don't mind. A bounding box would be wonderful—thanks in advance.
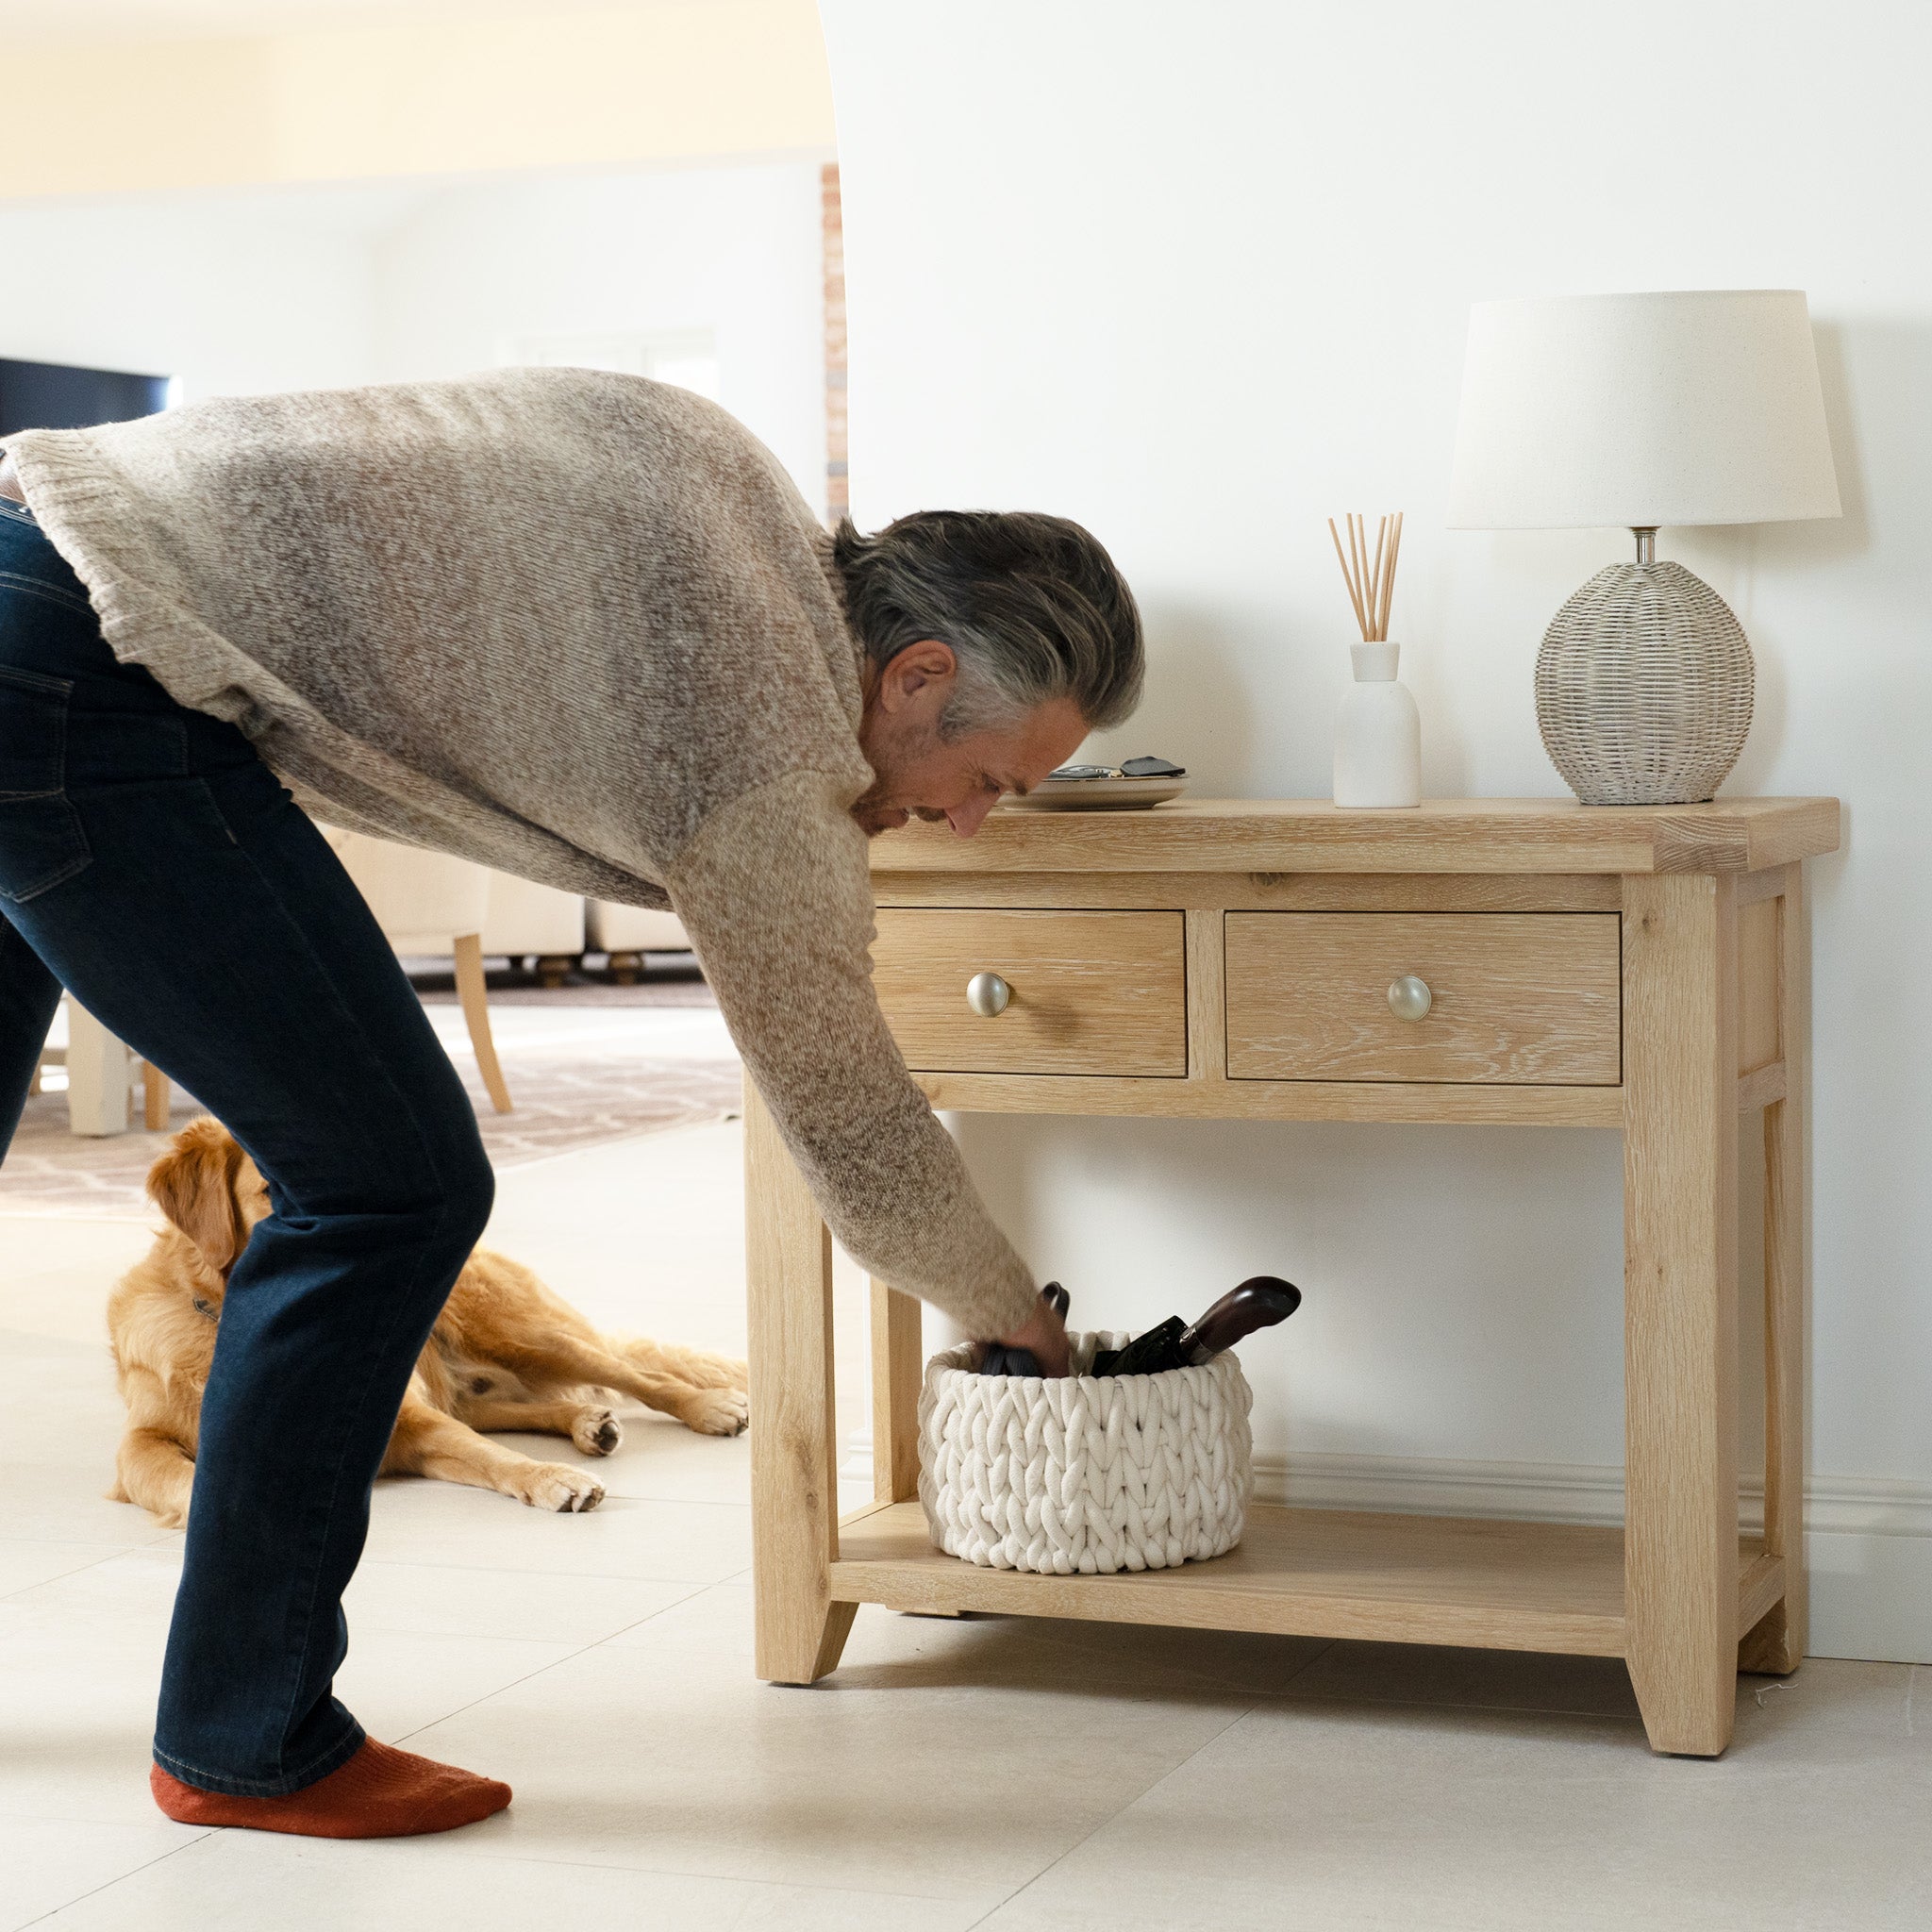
[1003,775,1188,811]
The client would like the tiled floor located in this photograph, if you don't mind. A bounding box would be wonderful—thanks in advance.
[3,1009,1927,1928]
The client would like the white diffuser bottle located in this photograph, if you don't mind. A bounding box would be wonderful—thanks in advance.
[1333,640,1421,808]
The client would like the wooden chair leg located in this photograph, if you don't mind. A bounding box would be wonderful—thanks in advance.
[745,1081,853,1684]
[1623,874,1740,1757]
[452,934,513,1114]
[142,1061,171,1131]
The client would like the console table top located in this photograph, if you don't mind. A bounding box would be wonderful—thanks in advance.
[869,796,1841,877]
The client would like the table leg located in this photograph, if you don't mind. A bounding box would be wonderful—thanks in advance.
[1623,874,1740,1757]
[744,1081,855,1683]
[65,996,132,1137]
[1741,874,1807,1674]
[870,1281,922,1504]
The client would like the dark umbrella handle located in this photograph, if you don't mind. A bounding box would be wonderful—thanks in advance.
[1176,1276,1301,1365]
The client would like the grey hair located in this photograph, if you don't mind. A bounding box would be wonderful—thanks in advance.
[831,509,1144,740]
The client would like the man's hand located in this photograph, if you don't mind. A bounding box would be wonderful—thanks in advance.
[996,1296,1071,1377]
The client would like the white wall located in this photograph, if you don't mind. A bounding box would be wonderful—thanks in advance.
[822,0,1932,1660]
[373,160,827,508]
[0,158,828,509]
[0,182,386,397]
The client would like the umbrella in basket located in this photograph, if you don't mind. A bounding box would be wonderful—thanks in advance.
[979,1276,1301,1378]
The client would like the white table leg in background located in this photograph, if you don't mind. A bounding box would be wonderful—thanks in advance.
[64,995,132,1137]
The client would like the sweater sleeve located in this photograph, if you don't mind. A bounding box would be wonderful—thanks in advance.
[664,768,1038,1339]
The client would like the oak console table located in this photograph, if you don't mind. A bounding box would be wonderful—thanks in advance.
[744,797,1840,1757]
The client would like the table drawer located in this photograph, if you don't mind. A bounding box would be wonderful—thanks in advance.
[873,908,1186,1075]
[1224,912,1621,1085]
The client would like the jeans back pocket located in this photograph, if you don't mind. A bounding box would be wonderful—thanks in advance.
[0,664,92,903]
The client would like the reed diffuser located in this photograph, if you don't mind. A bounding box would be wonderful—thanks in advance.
[1327,510,1404,646]
[1326,511,1420,808]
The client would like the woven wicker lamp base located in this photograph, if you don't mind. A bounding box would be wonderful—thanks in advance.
[1534,560,1754,806]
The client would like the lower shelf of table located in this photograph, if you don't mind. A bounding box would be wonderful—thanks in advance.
[833,1501,1781,1659]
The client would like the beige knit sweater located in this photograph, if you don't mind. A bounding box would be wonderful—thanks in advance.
[4,369,1037,1337]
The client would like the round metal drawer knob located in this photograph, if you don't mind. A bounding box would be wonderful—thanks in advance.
[1388,974,1433,1023]
[966,971,1011,1018]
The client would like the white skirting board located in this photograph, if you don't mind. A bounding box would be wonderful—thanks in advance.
[841,1434,1932,1665]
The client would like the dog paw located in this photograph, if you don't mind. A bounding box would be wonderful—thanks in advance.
[522,1464,606,1512]
[683,1386,749,1436]
[573,1407,623,1457]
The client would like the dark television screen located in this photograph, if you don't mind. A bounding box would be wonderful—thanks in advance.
[0,357,171,436]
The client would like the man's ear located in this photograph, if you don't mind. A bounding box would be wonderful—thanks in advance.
[146,1117,247,1272]
[875,639,958,714]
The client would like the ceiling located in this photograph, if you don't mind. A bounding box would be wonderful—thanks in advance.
[0,0,648,42]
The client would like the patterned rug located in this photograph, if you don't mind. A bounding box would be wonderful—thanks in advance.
[1,1049,743,1222]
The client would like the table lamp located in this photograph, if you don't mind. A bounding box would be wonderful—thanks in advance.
[1445,290,1840,804]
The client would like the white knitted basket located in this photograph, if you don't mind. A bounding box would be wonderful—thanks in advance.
[917,1331,1253,1574]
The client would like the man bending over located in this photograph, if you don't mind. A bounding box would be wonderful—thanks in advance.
[0,370,1141,1838]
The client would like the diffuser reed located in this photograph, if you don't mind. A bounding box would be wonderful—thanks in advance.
[1326,511,1404,641]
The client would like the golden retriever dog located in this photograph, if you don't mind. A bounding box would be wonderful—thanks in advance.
[108,1117,749,1527]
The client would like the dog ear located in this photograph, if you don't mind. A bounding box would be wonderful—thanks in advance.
[146,1117,247,1272]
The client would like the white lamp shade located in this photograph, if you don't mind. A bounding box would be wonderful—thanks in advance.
[1445,291,1841,530]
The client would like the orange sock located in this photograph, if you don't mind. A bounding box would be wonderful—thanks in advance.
[151,1738,511,1838]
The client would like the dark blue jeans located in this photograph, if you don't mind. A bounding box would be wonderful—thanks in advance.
[0,500,493,1795]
